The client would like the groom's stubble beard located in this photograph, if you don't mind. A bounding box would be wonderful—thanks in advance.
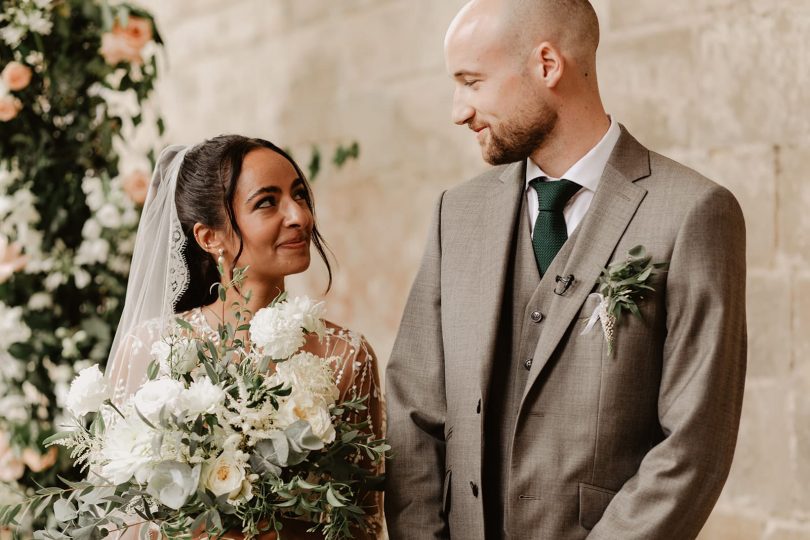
[482,89,559,166]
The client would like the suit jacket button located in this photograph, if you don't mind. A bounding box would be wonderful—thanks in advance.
[470,481,479,497]
[530,311,543,323]
[524,358,533,370]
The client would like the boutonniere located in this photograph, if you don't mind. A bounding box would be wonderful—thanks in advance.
[581,245,669,355]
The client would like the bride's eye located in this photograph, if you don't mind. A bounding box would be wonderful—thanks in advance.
[293,189,307,201]
[255,196,277,209]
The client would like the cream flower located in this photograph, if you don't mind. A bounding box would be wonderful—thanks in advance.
[202,452,246,499]
[65,364,110,417]
[281,296,327,338]
[100,416,155,484]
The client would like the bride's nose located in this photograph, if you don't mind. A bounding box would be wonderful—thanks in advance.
[281,197,310,228]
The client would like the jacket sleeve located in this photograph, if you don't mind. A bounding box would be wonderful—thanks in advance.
[384,192,449,539]
[588,184,747,539]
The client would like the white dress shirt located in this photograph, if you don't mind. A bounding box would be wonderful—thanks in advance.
[525,117,621,237]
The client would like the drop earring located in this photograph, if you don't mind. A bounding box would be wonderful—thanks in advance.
[217,248,225,266]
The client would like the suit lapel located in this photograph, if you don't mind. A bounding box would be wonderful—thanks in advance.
[520,128,651,403]
[476,162,526,403]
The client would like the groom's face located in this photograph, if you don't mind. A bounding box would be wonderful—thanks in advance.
[445,11,558,165]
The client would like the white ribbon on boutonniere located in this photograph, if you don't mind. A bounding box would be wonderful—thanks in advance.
[581,245,668,356]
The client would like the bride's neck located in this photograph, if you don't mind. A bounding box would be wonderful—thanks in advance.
[208,276,284,323]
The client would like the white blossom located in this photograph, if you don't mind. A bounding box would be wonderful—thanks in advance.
[27,292,52,310]
[65,365,109,417]
[180,377,225,417]
[132,378,184,424]
[100,415,155,484]
[0,303,30,350]
[145,461,200,510]
[201,451,247,500]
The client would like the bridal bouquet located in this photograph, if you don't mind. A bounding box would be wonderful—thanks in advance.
[0,271,388,539]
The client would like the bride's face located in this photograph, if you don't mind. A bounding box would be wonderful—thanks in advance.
[227,148,314,282]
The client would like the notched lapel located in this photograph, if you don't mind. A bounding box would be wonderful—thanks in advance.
[520,129,651,404]
[475,162,526,403]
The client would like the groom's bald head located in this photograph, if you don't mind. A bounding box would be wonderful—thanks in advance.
[447,0,600,72]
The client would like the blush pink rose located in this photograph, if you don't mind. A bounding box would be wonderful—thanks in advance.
[1,62,32,91]
[100,16,153,66]
[100,32,142,65]
[21,446,58,473]
[0,432,24,483]
[117,16,153,50]
[121,169,150,205]
[0,235,27,283]
[0,96,22,122]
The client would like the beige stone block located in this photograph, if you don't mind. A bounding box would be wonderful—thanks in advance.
[777,145,810,268]
[693,8,810,148]
[723,384,794,516]
[795,274,810,383]
[765,524,810,540]
[793,375,810,512]
[697,511,765,540]
[599,26,696,151]
[608,0,737,29]
[746,272,792,379]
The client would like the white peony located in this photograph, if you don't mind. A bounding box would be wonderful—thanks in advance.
[132,378,184,424]
[249,304,306,359]
[201,452,246,499]
[280,296,327,338]
[100,416,155,484]
[180,378,225,417]
[65,365,109,417]
[145,461,201,510]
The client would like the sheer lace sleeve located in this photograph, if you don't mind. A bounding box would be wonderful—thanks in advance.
[320,328,386,539]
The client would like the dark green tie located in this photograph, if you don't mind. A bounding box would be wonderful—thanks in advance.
[529,177,581,275]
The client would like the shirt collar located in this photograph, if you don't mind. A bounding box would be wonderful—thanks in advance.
[525,116,621,192]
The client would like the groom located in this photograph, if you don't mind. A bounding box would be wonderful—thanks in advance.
[385,0,747,539]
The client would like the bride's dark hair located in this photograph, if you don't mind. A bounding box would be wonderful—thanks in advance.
[173,135,333,313]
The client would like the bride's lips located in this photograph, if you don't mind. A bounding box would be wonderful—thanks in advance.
[277,236,309,250]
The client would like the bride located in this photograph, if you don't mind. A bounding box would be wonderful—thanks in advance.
[104,137,385,539]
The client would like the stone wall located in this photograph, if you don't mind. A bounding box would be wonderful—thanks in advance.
[137,0,809,537]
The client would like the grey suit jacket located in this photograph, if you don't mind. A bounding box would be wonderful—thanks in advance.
[384,127,747,539]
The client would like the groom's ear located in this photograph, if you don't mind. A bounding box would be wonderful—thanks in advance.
[534,41,564,89]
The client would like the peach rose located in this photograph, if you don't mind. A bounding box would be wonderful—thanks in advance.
[0,95,22,122]
[21,446,58,473]
[116,16,153,51]
[0,432,24,483]
[121,169,150,205]
[0,235,28,283]
[100,32,142,65]
[1,62,32,92]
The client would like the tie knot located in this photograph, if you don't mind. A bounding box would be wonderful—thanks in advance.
[529,178,582,211]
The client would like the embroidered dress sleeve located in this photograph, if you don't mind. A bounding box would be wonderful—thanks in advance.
[321,328,386,539]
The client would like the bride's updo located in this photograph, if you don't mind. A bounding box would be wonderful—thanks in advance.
[172,135,331,313]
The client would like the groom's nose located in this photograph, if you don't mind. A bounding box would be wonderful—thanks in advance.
[452,90,475,126]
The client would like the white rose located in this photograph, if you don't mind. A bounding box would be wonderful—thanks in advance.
[249,305,306,359]
[145,461,201,510]
[276,393,336,444]
[65,365,109,417]
[132,378,184,424]
[180,378,225,417]
[202,452,246,499]
[100,416,155,484]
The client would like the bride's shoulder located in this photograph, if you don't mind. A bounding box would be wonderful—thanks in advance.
[308,320,378,363]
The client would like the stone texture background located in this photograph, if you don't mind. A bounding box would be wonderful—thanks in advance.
[136,0,809,537]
